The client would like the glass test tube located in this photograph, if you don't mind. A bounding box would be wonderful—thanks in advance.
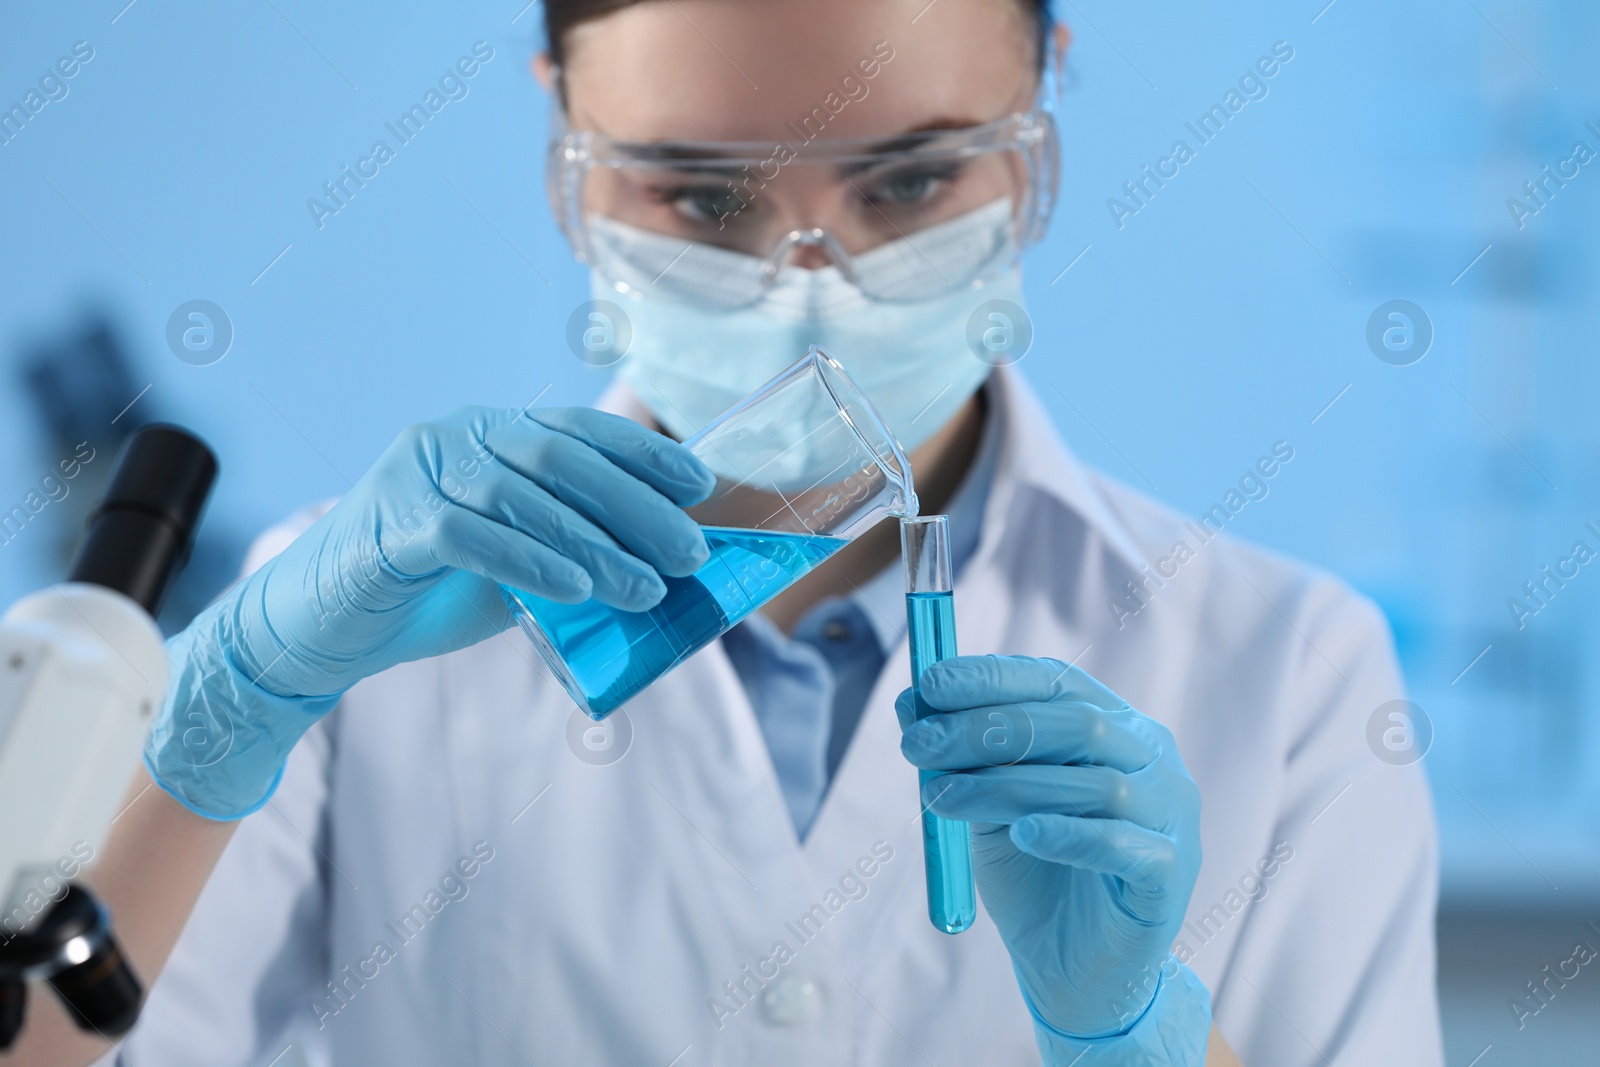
[901,515,977,935]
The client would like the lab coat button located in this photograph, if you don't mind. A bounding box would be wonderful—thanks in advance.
[761,975,823,1025]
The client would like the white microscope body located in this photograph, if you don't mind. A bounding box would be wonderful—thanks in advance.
[0,424,216,1046]
[0,583,168,934]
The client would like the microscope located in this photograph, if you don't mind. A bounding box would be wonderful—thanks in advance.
[0,424,216,1048]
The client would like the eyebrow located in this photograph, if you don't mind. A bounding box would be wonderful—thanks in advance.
[902,117,987,134]
[835,120,984,177]
[605,115,992,180]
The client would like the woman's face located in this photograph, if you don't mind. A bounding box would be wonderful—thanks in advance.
[546,0,1050,262]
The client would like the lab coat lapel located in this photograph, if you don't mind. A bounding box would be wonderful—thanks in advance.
[802,558,1015,879]
[800,492,1018,977]
[630,638,852,1061]
[791,637,930,997]
[964,368,1135,664]
[639,630,805,874]
[800,625,920,858]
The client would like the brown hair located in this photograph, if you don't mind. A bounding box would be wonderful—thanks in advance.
[542,0,1055,70]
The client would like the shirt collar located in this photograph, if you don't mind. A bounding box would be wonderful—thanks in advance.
[974,366,1150,575]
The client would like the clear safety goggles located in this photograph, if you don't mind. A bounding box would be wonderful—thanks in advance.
[547,109,1059,307]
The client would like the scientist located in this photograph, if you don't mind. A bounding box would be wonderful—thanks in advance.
[17,1,1442,1065]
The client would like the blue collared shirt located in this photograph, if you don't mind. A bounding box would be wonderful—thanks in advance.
[721,390,1003,840]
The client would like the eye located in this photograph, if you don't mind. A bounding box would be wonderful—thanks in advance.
[874,170,939,204]
[649,183,747,223]
[857,162,963,209]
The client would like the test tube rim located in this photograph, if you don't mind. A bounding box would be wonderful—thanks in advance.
[901,513,954,594]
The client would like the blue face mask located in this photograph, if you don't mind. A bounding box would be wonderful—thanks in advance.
[595,198,1025,454]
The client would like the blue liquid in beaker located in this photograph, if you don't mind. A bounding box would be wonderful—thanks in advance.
[907,590,977,934]
[509,526,845,720]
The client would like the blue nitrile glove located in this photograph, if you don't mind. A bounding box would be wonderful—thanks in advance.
[145,406,714,819]
[896,655,1212,1065]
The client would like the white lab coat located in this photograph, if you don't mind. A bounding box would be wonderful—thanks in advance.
[111,368,1444,1066]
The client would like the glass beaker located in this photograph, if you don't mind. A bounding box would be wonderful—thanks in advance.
[502,346,918,720]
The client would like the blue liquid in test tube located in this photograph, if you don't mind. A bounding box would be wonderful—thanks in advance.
[902,516,977,934]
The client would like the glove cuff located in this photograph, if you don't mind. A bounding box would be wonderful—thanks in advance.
[1023,957,1212,1067]
[143,597,339,821]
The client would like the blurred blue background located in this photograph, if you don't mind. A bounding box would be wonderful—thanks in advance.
[1,0,1595,1060]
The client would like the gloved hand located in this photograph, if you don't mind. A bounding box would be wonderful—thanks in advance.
[146,405,714,819]
[897,654,1212,1064]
